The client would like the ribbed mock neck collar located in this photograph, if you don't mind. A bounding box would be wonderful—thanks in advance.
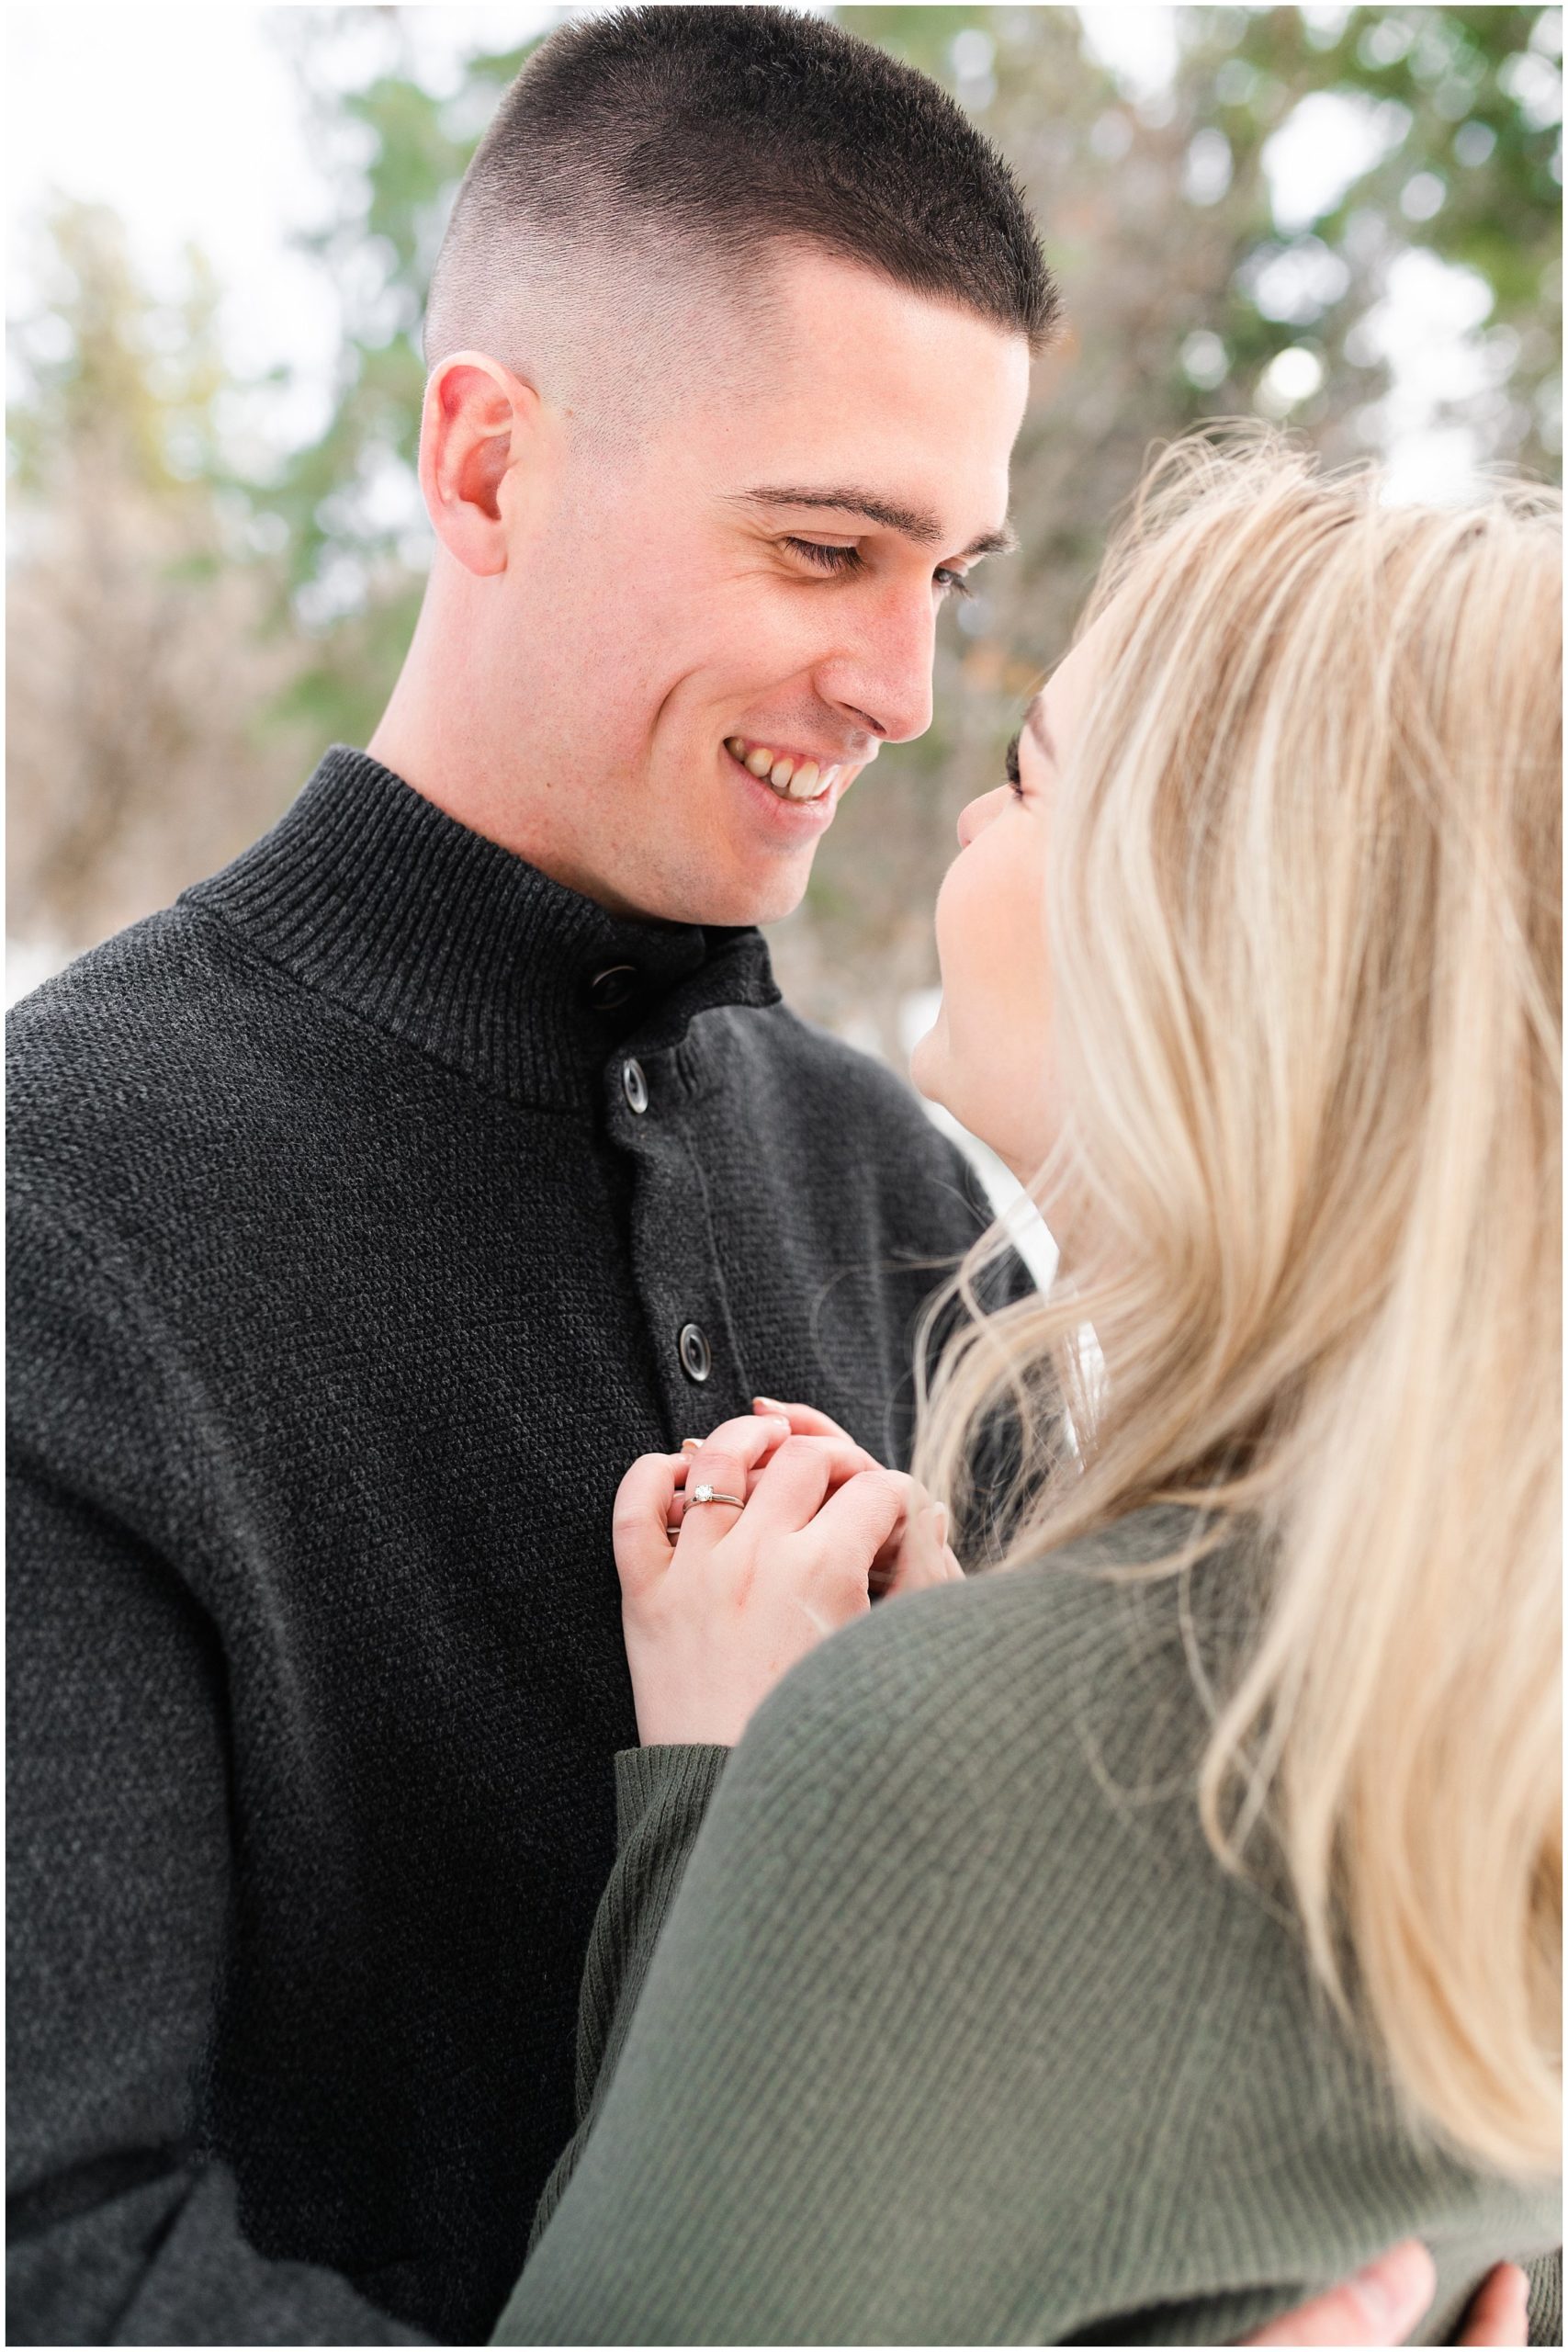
[186,747,781,1108]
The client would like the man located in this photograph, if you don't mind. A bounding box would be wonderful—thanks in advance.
[6,11,1540,2347]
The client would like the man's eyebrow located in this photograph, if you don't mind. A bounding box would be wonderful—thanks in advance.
[730,484,1017,560]
[1025,695,1057,762]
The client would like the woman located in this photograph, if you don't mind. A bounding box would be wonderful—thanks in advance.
[493,435,1561,2344]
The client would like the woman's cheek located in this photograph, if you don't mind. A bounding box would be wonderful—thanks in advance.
[947,821,1057,1170]
[938,830,990,977]
[908,861,965,1104]
[924,853,996,1111]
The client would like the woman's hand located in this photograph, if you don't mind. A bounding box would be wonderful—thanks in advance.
[750,1396,964,1599]
[615,1412,944,1746]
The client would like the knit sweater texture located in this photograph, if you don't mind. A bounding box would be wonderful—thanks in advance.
[6,748,1009,2346]
[494,1512,1562,2347]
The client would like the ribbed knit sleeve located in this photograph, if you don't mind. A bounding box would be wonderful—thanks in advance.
[493,1539,1560,2346]
[527,1745,728,2251]
[1529,2251,1562,2344]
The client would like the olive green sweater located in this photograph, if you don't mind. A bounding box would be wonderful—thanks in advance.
[494,1511,1561,2346]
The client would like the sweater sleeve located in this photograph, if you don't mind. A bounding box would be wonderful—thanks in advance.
[1528,2251,1562,2345]
[525,1743,728,2251]
[6,1193,426,2346]
[491,1586,1189,2347]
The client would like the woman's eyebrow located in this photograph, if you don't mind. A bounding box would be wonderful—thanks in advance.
[729,484,1017,560]
[1025,697,1058,762]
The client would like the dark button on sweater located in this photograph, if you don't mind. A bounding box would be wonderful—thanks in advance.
[7,748,1015,2346]
[585,963,639,1012]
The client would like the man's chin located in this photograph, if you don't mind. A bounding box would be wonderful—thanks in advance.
[652,853,816,932]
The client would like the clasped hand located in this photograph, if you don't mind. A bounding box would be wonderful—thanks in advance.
[614,1400,959,1747]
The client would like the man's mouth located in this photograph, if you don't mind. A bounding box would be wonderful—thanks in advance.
[725,736,842,803]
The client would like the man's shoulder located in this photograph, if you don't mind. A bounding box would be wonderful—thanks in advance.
[14,900,235,1080]
[734,999,927,1112]
[6,900,310,1204]
[723,998,978,1180]
[708,997,1033,1296]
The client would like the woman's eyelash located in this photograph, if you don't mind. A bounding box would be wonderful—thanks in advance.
[1005,732,1023,797]
[784,538,972,598]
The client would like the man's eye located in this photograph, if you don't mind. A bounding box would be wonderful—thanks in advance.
[782,540,973,599]
[784,537,863,577]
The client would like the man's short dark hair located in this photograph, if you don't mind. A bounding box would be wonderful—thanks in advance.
[425,5,1057,372]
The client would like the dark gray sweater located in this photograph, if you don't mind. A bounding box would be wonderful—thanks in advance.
[6,749,1009,2346]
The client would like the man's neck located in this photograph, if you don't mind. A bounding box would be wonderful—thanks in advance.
[368,679,648,924]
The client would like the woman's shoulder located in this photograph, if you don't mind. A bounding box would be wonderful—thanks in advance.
[717,1513,1560,2334]
[747,1501,1224,1825]
[710,1503,1243,2002]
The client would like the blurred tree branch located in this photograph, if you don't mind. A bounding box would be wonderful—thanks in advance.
[7,204,308,950]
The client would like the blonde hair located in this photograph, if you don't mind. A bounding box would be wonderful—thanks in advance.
[916,429,1562,2177]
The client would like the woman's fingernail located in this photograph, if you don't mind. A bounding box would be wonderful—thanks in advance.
[754,1396,785,1413]
[682,1438,702,1454]
[933,1504,949,1545]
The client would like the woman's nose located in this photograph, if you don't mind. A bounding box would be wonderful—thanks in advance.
[955,787,1005,850]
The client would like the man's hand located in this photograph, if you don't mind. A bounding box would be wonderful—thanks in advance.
[1241,2244,1529,2346]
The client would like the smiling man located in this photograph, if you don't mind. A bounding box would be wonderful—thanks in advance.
[5,13,1518,2351]
[371,118,1033,926]
[7,14,1049,2343]
[372,240,1026,927]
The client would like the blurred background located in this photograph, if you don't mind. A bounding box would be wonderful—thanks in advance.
[8,2,1563,1067]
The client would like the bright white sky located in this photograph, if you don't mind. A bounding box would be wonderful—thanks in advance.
[6,5,561,444]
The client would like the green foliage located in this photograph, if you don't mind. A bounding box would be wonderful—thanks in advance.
[8,202,232,503]
[842,6,998,74]
[234,24,540,741]
[1299,7,1562,293]
[1219,6,1562,383]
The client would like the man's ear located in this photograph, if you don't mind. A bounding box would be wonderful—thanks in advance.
[418,351,539,577]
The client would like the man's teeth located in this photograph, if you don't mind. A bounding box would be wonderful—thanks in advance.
[726,738,833,801]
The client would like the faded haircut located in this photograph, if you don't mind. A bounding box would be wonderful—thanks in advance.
[423,4,1057,409]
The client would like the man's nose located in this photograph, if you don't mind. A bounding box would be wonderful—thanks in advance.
[815,583,938,748]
